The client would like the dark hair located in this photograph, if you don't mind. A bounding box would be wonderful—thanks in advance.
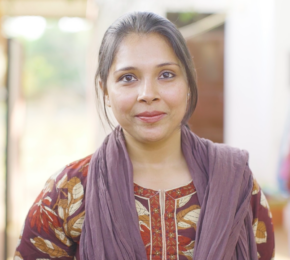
[96,11,198,128]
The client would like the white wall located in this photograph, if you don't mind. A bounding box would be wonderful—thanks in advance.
[225,0,290,190]
[272,0,290,188]
[158,0,227,13]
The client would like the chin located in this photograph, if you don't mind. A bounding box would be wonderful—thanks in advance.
[138,133,166,143]
[133,125,178,144]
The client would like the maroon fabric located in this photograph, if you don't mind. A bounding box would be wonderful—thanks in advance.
[14,155,274,259]
[80,125,258,260]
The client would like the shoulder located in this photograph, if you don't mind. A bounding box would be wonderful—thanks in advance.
[48,154,93,221]
[47,154,93,240]
[197,138,252,184]
[15,154,94,258]
[29,154,93,210]
[200,137,250,166]
[212,140,249,158]
[51,154,93,190]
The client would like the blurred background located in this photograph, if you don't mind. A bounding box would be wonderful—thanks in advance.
[0,0,290,259]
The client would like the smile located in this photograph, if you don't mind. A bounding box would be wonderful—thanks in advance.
[135,111,166,123]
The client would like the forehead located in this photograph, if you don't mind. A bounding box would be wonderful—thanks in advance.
[112,33,180,68]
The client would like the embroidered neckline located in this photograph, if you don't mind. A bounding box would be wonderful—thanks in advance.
[134,180,196,199]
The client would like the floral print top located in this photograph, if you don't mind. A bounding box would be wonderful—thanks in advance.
[15,154,275,260]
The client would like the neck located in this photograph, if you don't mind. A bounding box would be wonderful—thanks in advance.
[123,127,183,167]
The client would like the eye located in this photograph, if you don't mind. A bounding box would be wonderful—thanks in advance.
[120,74,137,83]
[159,71,175,79]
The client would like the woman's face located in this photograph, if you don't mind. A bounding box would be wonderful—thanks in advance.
[105,33,189,144]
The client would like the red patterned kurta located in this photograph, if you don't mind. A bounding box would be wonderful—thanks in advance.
[15,155,275,260]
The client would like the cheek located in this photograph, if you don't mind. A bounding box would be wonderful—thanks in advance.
[110,89,137,115]
[161,85,188,111]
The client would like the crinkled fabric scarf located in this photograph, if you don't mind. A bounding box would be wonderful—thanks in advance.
[80,125,258,260]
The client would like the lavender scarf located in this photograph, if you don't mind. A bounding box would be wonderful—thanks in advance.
[80,125,258,260]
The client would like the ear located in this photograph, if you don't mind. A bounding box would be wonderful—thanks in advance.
[105,96,111,107]
[99,80,111,107]
[99,80,105,93]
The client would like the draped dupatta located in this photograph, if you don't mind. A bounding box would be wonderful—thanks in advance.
[80,125,258,260]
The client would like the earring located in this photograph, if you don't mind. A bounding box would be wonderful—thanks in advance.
[105,96,111,107]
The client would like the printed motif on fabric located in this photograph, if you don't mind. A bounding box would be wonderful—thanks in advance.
[134,181,199,260]
[26,155,91,258]
[15,153,275,260]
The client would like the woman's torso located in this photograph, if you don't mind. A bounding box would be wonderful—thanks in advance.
[15,154,275,260]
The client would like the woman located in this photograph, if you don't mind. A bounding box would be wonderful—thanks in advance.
[15,12,274,260]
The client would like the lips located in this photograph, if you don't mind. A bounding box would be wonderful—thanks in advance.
[135,111,166,123]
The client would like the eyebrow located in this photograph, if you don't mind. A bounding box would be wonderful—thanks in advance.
[114,62,180,74]
[157,62,180,68]
[114,66,136,74]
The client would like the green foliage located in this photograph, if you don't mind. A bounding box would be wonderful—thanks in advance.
[20,19,91,98]
[178,12,196,24]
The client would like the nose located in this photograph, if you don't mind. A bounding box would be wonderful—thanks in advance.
[137,78,160,104]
